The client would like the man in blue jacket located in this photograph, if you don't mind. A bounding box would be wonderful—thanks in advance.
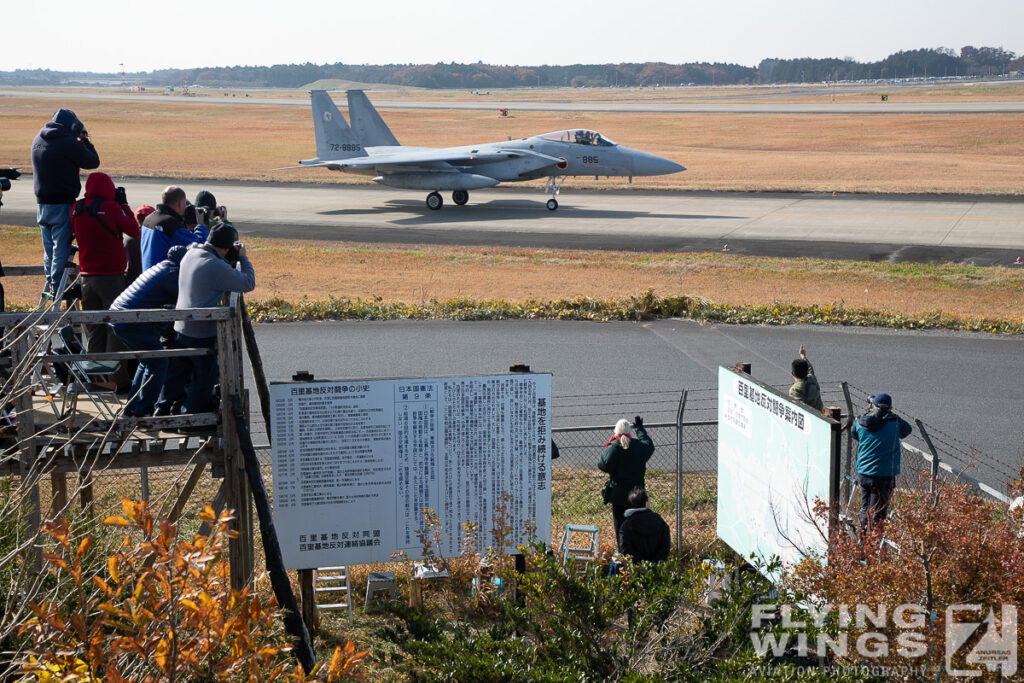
[109,246,188,417]
[139,186,209,270]
[31,109,101,293]
[852,392,912,533]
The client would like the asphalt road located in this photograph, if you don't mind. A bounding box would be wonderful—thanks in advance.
[4,180,1022,264]
[4,88,1024,114]
[248,320,1024,492]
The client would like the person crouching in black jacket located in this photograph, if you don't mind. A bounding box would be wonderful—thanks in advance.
[617,486,671,563]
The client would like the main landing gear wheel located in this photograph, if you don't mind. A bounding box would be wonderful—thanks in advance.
[452,190,469,205]
[546,198,559,211]
[426,192,443,210]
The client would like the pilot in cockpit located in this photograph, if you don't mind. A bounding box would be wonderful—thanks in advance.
[574,130,594,145]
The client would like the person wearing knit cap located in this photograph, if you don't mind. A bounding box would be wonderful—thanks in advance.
[598,416,655,545]
[852,392,912,534]
[155,222,254,416]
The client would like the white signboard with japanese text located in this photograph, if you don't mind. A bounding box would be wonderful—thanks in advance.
[270,374,552,569]
[716,366,835,580]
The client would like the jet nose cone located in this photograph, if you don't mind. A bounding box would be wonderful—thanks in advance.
[631,151,685,176]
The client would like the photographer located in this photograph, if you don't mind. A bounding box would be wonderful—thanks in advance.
[598,416,655,546]
[140,186,209,270]
[155,222,254,416]
[71,172,140,389]
[31,109,101,294]
[194,189,227,227]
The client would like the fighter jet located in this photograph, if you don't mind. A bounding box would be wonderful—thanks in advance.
[279,90,685,211]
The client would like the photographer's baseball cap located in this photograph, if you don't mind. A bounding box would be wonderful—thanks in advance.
[206,221,238,249]
[870,393,893,409]
[195,190,217,212]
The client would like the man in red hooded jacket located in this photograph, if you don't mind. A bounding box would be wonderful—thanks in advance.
[71,172,140,387]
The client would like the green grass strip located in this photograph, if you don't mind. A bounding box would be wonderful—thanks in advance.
[244,290,1023,334]
[8,290,1016,333]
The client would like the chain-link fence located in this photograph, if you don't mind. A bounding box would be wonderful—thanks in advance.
[44,378,1016,561]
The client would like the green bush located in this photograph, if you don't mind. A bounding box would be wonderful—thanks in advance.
[378,546,873,680]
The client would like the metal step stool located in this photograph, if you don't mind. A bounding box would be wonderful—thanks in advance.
[559,523,600,572]
[313,566,352,620]
[364,571,398,613]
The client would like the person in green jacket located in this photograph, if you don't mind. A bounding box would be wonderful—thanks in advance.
[789,344,823,411]
[598,416,655,545]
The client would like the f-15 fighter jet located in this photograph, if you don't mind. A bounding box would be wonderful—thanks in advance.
[279,90,685,211]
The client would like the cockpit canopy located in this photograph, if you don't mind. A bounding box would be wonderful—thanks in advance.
[538,129,616,146]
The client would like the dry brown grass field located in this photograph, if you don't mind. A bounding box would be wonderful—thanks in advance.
[39,82,1024,103]
[2,93,1023,193]
[4,225,1022,321]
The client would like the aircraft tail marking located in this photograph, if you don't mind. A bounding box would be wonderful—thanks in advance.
[309,90,364,162]
[347,89,400,147]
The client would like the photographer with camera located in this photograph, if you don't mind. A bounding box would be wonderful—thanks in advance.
[31,109,101,294]
[140,186,209,270]
[194,189,228,227]
[598,415,655,547]
[155,222,254,416]
[70,172,140,389]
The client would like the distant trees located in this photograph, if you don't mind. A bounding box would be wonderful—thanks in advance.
[0,46,1018,88]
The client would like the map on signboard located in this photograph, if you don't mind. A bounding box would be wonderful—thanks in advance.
[270,374,552,570]
[716,367,834,579]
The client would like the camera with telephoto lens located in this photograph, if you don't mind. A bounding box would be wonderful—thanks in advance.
[183,203,198,225]
[0,167,20,193]
[225,241,242,267]
[114,186,127,205]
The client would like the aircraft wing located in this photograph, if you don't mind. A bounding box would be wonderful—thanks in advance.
[274,148,564,172]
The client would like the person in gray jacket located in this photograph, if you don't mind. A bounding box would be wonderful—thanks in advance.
[155,222,254,415]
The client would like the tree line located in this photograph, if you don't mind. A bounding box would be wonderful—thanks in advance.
[1,46,1020,88]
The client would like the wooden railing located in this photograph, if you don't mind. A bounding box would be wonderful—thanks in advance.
[1,290,255,589]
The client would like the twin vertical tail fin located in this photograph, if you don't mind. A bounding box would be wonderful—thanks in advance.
[347,90,400,147]
[307,90,364,162]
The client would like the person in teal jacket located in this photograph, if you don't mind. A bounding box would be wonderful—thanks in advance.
[852,392,912,533]
[598,416,654,545]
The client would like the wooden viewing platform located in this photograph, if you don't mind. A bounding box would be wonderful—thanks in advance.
[1,282,258,590]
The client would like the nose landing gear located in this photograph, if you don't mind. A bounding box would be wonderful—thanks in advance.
[543,175,567,211]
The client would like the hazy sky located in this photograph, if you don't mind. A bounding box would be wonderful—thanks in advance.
[5,0,1022,72]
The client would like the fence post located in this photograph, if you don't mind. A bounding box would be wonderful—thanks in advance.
[219,298,254,590]
[827,407,842,536]
[841,382,854,504]
[675,389,688,555]
[11,331,41,571]
[914,419,940,493]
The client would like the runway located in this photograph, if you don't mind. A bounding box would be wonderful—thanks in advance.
[247,320,1024,492]
[3,88,1024,114]
[3,179,1023,264]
